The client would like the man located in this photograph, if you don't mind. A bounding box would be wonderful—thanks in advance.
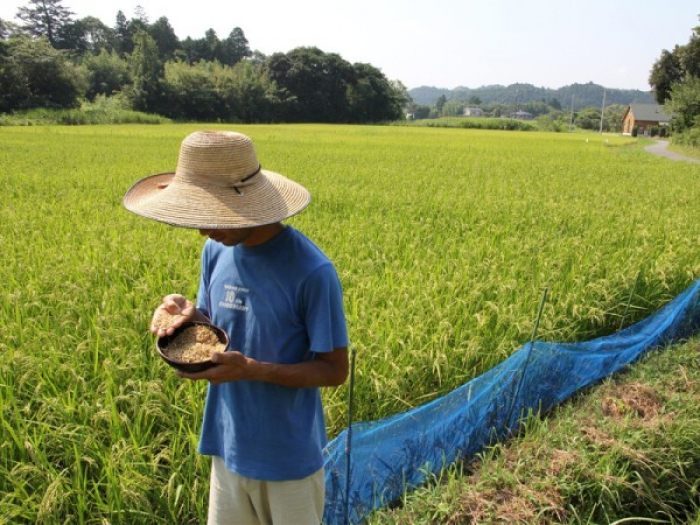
[123,130,349,525]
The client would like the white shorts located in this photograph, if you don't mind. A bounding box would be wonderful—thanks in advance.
[207,455,325,525]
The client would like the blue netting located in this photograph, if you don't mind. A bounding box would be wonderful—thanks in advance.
[323,277,700,524]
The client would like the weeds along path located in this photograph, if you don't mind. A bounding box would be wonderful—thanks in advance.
[367,336,700,525]
[644,139,700,163]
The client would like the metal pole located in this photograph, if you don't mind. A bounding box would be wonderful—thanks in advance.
[344,346,357,525]
[619,273,640,331]
[569,94,575,131]
[599,88,607,134]
[507,287,548,429]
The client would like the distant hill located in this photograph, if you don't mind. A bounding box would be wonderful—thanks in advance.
[408,82,655,109]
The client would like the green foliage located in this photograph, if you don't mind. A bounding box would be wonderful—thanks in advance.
[0,96,169,125]
[127,29,163,113]
[649,48,684,104]
[263,46,404,123]
[1,5,402,123]
[82,48,131,100]
[650,13,700,139]
[16,0,73,47]
[0,36,86,110]
[672,127,700,148]
[575,106,601,130]
[160,60,280,123]
[666,75,700,131]
[161,60,221,121]
[399,116,538,131]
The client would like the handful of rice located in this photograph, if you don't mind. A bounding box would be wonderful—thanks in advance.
[164,325,226,363]
[153,310,182,329]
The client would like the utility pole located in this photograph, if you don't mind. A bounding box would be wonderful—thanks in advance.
[599,88,607,134]
[569,94,575,131]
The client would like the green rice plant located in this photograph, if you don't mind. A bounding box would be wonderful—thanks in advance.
[399,116,538,131]
[1,124,699,522]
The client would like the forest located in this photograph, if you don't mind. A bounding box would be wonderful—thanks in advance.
[0,0,409,123]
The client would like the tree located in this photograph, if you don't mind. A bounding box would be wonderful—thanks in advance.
[346,63,404,122]
[649,17,700,103]
[204,28,221,62]
[54,16,114,55]
[435,94,447,115]
[128,29,163,112]
[16,0,73,48]
[649,48,684,103]
[216,60,278,122]
[114,10,130,55]
[148,16,179,60]
[0,38,29,111]
[161,59,220,120]
[665,75,700,131]
[83,48,130,100]
[220,27,250,66]
[1,36,86,110]
[113,8,148,56]
[264,47,356,122]
[574,106,601,130]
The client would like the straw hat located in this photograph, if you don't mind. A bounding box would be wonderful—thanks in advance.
[123,131,311,229]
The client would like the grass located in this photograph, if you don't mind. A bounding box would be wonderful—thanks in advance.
[667,142,700,160]
[0,124,699,522]
[366,336,700,524]
[0,97,170,126]
[397,116,539,131]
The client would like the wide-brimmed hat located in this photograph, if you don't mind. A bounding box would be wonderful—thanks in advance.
[123,131,310,229]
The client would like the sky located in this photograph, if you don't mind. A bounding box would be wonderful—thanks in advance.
[2,0,698,91]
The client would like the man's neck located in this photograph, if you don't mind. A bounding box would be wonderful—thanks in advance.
[242,222,285,246]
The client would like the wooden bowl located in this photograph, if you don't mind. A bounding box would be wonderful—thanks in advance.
[156,321,228,373]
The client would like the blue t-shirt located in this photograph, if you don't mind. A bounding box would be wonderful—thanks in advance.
[196,226,349,481]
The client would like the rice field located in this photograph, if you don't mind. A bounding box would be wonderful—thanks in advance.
[1,124,699,523]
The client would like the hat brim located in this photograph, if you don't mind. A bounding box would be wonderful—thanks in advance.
[123,170,311,229]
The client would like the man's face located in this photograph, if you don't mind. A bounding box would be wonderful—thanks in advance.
[198,228,253,247]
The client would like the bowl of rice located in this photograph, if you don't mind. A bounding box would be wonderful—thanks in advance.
[156,321,229,373]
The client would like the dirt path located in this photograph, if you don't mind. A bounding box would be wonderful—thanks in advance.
[644,139,700,163]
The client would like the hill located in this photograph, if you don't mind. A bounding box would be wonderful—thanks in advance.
[409,82,655,109]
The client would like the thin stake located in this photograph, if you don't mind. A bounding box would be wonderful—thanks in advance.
[507,286,548,429]
[344,346,357,525]
[619,273,640,331]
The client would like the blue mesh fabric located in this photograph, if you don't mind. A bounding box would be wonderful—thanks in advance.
[323,277,700,524]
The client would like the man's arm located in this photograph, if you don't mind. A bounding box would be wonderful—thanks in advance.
[178,347,349,387]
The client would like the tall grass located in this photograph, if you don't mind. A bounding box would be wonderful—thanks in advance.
[367,337,700,524]
[0,96,170,126]
[1,124,699,522]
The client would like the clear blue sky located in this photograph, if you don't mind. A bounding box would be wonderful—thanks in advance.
[2,0,698,91]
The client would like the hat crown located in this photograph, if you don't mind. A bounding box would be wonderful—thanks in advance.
[176,131,260,185]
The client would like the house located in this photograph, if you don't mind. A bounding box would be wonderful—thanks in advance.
[622,104,672,136]
[463,107,483,117]
[511,110,533,121]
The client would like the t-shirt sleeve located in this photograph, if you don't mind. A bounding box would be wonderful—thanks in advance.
[302,263,349,354]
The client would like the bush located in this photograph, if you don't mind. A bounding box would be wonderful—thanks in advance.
[673,127,700,147]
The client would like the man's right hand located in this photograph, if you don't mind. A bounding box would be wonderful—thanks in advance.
[151,294,200,337]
